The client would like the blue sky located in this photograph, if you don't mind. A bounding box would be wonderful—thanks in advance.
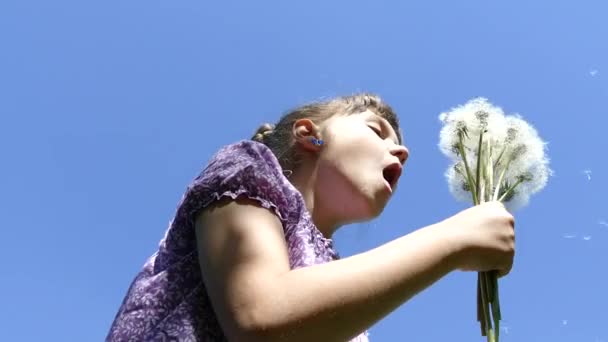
[1,1,607,341]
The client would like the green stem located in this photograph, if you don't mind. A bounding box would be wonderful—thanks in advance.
[482,272,493,323]
[486,141,494,203]
[492,272,502,320]
[485,271,494,303]
[492,152,515,201]
[475,130,485,204]
[477,276,483,328]
[488,330,496,342]
[479,270,493,341]
[466,130,503,342]
[493,145,507,170]
[486,142,500,342]
[458,132,478,204]
[491,271,501,342]
[498,178,524,202]
[475,132,496,342]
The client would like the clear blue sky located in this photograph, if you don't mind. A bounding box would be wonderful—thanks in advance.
[1,1,607,341]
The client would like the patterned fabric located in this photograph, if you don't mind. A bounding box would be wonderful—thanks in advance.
[107,140,370,341]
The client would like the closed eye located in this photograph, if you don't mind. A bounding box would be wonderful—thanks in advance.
[369,126,382,138]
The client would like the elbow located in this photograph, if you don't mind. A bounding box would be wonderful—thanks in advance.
[227,303,285,342]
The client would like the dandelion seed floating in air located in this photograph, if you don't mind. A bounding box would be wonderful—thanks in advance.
[583,170,592,181]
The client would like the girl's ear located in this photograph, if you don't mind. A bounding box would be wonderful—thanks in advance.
[293,119,323,152]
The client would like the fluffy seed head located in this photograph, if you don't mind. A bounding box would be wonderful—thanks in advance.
[439,99,552,211]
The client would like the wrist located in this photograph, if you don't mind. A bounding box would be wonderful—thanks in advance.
[431,220,467,272]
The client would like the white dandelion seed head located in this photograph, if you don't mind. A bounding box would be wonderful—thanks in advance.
[510,192,531,211]
[502,188,530,212]
[500,157,551,210]
[438,98,509,160]
[502,115,552,197]
[504,115,546,156]
[439,98,551,211]
[523,161,552,193]
[438,121,463,159]
[445,162,474,203]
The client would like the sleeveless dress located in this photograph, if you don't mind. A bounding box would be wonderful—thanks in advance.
[106,140,370,341]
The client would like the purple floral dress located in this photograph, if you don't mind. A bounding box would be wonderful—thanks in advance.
[107,140,370,341]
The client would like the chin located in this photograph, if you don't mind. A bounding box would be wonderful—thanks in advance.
[356,189,389,221]
[370,197,389,218]
[320,174,390,222]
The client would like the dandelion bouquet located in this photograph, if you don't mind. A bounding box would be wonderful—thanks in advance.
[438,98,551,341]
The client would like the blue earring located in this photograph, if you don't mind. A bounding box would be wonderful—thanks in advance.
[311,137,324,146]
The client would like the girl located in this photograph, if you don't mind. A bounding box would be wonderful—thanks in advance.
[107,93,515,341]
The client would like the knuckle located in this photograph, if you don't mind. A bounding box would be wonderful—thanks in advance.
[499,265,511,278]
[507,248,515,262]
[507,238,515,250]
[501,240,515,255]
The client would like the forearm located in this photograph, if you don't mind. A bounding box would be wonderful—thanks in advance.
[248,222,460,342]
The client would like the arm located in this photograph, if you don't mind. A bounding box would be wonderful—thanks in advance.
[195,197,462,342]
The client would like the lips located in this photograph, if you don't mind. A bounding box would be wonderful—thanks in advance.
[382,163,402,191]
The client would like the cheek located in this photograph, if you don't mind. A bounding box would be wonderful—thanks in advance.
[322,134,383,185]
[327,125,378,157]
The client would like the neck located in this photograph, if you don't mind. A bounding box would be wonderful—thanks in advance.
[287,158,339,239]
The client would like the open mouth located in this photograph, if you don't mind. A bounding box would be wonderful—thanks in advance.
[382,163,402,191]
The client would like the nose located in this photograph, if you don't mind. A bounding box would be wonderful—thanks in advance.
[390,144,409,165]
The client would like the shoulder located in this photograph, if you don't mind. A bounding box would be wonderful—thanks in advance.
[180,140,296,225]
[201,140,279,174]
[194,140,283,190]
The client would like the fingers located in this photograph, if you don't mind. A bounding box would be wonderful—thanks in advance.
[497,268,509,278]
[497,263,513,278]
[497,246,515,278]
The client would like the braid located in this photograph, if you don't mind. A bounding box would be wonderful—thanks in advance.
[251,123,275,143]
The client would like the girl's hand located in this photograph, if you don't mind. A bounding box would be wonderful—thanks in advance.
[442,201,515,277]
